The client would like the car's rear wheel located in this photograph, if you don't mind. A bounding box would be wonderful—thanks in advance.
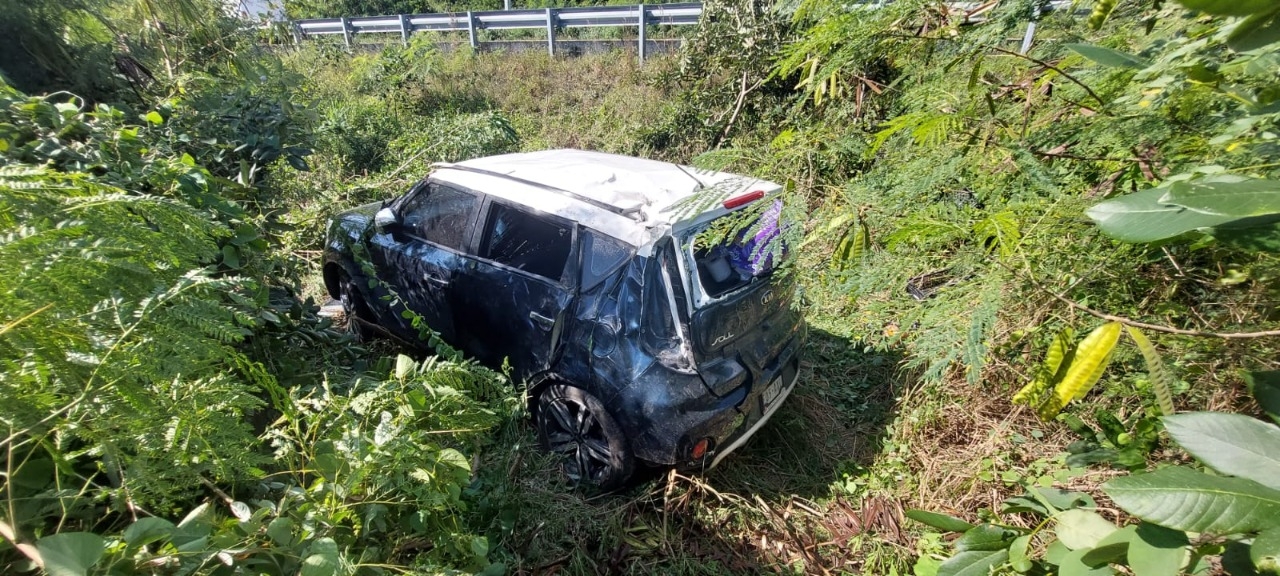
[338,271,375,341]
[536,384,633,490]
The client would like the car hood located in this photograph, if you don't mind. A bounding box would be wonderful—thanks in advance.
[329,200,384,239]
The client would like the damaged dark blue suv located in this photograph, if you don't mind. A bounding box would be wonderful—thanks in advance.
[323,150,805,488]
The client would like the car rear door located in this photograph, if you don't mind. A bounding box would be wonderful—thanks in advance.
[380,182,481,344]
[453,199,576,379]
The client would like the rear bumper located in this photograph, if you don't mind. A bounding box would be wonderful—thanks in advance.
[608,322,805,468]
[706,357,800,469]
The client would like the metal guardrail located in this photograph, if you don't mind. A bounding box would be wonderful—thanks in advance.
[289,0,1078,61]
[292,3,701,61]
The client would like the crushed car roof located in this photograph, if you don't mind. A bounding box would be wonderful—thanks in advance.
[432,149,778,247]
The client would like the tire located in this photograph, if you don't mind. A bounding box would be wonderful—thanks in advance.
[337,271,375,341]
[536,384,633,490]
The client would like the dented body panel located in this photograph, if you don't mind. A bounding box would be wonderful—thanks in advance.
[323,149,805,471]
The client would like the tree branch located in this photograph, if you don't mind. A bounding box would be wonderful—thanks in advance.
[988,46,1106,106]
[1034,278,1280,339]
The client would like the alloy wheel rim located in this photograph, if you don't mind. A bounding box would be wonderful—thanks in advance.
[541,396,613,485]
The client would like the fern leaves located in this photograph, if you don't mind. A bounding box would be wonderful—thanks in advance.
[825,211,871,271]
[1015,322,1122,419]
[973,210,1021,258]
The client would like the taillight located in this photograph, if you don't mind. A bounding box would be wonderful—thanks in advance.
[691,437,712,460]
[723,190,765,210]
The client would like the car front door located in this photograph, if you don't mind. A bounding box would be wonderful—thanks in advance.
[454,199,576,379]
[375,181,481,345]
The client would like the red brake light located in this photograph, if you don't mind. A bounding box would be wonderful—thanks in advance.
[691,438,710,460]
[723,190,765,210]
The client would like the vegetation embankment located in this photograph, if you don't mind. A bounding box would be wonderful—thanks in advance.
[4,0,1280,574]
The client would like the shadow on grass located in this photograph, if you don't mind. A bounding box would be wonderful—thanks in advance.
[466,326,910,575]
[705,326,905,500]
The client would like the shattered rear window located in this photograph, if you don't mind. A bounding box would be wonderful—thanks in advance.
[690,199,786,300]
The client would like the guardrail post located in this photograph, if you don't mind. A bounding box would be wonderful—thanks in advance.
[1019,0,1048,54]
[467,11,478,49]
[399,14,410,46]
[341,16,352,51]
[546,7,556,56]
[637,4,647,64]
[291,21,302,44]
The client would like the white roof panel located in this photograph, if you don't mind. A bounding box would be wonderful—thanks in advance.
[432,149,780,248]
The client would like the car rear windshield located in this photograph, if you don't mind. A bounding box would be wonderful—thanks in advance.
[686,199,786,302]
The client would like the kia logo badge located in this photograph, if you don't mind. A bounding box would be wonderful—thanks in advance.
[761,291,774,306]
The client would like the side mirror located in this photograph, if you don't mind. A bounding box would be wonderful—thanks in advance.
[374,207,399,234]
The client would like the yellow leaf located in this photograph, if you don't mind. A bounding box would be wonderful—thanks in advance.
[1038,322,1121,419]
[1125,326,1176,416]
[1013,327,1074,408]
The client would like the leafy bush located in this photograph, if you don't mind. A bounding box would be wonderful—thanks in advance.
[21,355,516,576]
[388,111,520,165]
[0,87,275,515]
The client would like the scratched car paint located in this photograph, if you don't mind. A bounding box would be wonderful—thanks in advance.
[323,150,805,488]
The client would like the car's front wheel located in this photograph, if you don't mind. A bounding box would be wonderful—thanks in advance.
[337,271,375,341]
[536,384,633,490]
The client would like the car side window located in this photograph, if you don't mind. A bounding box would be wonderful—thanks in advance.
[399,184,478,250]
[479,202,572,282]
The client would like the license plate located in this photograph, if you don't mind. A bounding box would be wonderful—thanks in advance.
[762,375,784,407]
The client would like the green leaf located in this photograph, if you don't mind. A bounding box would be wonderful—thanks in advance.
[122,517,175,547]
[266,517,295,547]
[1245,371,1280,424]
[1228,8,1280,52]
[471,536,489,558]
[1160,177,1280,218]
[1009,535,1033,572]
[1125,327,1176,416]
[36,533,105,576]
[1087,185,1239,243]
[1129,523,1187,576]
[144,111,164,125]
[1210,221,1280,253]
[1065,43,1149,69]
[172,502,213,549]
[1056,509,1119,550]
[301,537,340,576]
[1046,540,1071,565]
[1035,487,1095,512]
[956,524,1016,551]
[1175,0,1277,16]
[1252,527,1280,573]
[1225,541,1261,576]
[906,510,975,533]
[1163,412,1280,491]
[1081,525,1136,565]
[1040,323,1121,420]
[395,354,415,380]
[938,549,1010,576]
[1104,466,1280,533]
[1059,548,1115,575]
[915,554,941,576]
[222,245,241,269]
